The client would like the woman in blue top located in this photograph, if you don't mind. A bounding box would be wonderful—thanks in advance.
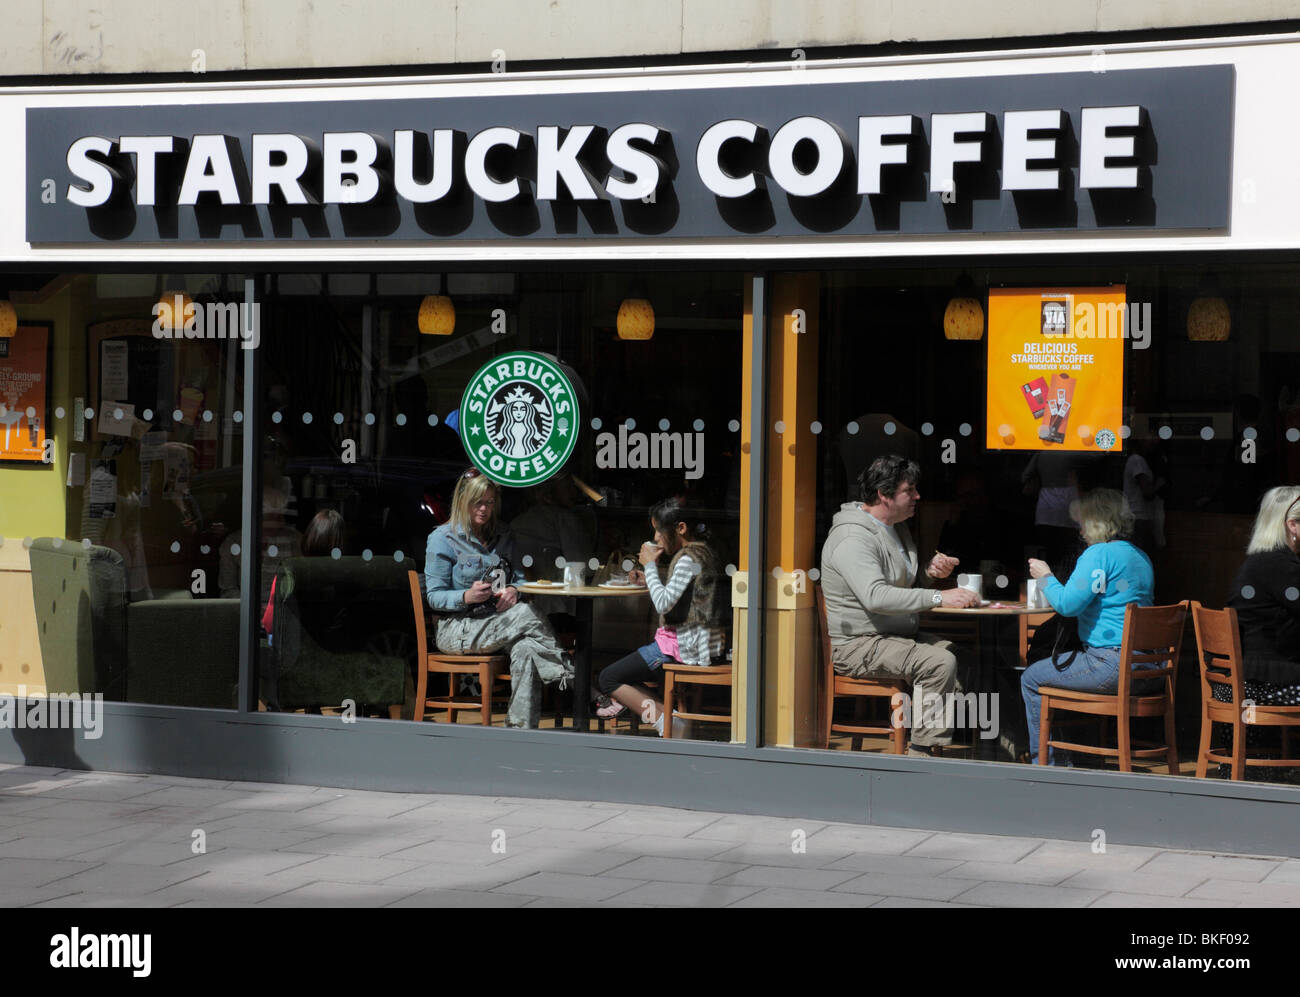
[425,468,572,728]
[1021,488,1155,765]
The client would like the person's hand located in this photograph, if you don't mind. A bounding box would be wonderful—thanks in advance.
[926,552,960,579]
[638,541,663,566]
[941,587,981,609]
[495,586,518,610]
[627,568,646,585]
[464,580,493,605]
[1027,558,1053,580]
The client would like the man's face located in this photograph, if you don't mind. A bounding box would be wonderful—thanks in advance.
[879,480,920,523]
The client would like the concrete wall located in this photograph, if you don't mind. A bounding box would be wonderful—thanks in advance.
[0,0,1295,78]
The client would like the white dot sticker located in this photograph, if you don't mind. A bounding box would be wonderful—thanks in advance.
[921,422,934,436]
[728,419,740,433]
[625,418,636,430]
[428,414,439,427]
[1115,579,1129,592]
[231,543,241,556]
[233,411,243,423]
[658,418,670,431]
[693,419,704,431]
[84,407,95,419]
[725,564,737,576]
[394,550,405,563]
[203,410,214,423]
[846,421,859,435]
[334,413,344,425]
[774,420,786,434]
[170,541,180,553]
[143,408,154,421]
[555,556,567,569]
[808,568,820,581]
[995,574,1009,589]
[521,554,533,568]
[1200,426,1214,441]
[331,547,341,559]
[364,413,376,426]
[1244,427,1257,441]
[302,412,313,425]
[1241,584,1255,599]
[362,549,373,561]
[883,421,896,435]
[55,406,65,419]
[113,408,123,420]
[622,559,634,572]
[591,417,602,430]
[1158,425,1173,440]
[959,423,972,437]
[396,414,407,426]
[25,407,36,419]
[1119,425,1131,439]
[810,421,823,435]
[1287,587,1298,602]
[267,545,278,557]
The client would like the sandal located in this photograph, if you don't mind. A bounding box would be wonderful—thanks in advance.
[596,697,627,719]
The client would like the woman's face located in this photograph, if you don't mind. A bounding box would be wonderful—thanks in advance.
[1287,517,1300,553]
[470,488,497,530]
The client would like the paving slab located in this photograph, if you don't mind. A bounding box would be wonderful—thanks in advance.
[950,881,1106,907]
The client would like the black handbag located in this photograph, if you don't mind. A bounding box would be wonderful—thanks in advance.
[1026,613,1084,670]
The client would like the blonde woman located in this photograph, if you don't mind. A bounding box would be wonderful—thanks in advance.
[1221,487,1300,724]
[1021,488,1155,764]
[425,468,572,728]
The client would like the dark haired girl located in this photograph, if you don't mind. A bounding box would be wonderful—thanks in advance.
[595,498,728,736]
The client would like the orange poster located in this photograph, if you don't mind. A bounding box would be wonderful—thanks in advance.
[0,323,51,463]
[986,287,1125,453]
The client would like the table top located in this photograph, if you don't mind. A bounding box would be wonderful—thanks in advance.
[517,582,649,598]
[929,602,1053,616]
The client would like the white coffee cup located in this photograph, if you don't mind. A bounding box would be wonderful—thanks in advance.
[563,561,586,589]
[957,573,983,599]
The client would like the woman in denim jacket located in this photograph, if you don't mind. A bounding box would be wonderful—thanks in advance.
[425,469,572,728]
[1021,488,1157,764]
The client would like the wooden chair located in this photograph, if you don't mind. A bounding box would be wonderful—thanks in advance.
[662,664,731,738]
[1038,601,1187,773]
[1190,601,1300,780]
[407,570,510,725]
[1018,611,1057,670]
[817,584,908,753]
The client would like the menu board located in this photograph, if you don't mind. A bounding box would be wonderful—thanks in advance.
[0,323,52,464]
[985,287,1126,453]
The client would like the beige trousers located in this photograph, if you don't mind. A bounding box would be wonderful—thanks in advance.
[832,631,962,748]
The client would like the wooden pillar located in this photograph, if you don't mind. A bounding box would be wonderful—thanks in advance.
[763,273,821,747]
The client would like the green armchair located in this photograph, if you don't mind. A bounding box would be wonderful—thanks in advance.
[27,537,239,707]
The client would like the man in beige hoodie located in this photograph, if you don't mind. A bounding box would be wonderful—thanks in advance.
[821,455,978,756]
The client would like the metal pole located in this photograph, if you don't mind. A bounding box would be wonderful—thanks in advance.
[745,273,767,750]
[236,277,263,713]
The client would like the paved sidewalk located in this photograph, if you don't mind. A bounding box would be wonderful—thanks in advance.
[1,763,1297,907]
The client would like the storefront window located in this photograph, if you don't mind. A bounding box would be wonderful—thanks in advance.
[764,262,1300,787]
[254,269,746,738]
[1,273,247,709]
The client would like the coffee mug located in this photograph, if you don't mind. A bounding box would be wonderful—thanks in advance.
[957,573,983,599]
[1025,578,1049,610]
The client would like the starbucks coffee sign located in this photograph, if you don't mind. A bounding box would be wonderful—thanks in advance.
[460,351,579,486]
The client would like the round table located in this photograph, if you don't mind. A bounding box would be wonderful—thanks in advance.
[517,582,650,730]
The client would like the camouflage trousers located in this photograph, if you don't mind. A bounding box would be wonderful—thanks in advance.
[435,602,572,728]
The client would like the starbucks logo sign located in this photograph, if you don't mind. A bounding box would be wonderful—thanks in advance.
[460,351,579,486]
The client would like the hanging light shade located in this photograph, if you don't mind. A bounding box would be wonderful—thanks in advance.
[943,297,984,340]
[1187,296,1230,342]
[155,291,194,333]
[617,298,655,340]
[0,299,16,338]
[418,294,455,336]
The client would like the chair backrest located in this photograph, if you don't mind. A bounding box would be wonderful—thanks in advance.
[815,583,833,682]
[408,569,429,660]
[1018,610,1056,669]
[1117,601,1189,698]
[1189,600,1244,707]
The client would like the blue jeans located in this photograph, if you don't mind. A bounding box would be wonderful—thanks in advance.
[1021,646,1161,765]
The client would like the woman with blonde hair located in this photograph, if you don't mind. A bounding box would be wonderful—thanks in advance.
[1021,487,1156,764]
[425,468,572,728]
[1219,487,1300,745]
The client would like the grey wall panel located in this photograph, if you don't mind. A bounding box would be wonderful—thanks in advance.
[2,705,1296,856]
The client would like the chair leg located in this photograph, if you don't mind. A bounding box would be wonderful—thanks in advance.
[414,665,428,724]
[1038,699,1051,765]
[851,734,863,752]
[1231,720,1246,781]
[446,673,456,723]
[662,672,674,739]
[1196,710,1211,779]
[1117,710,1132,773]
[1163,707,1179,776]
[479,663,493,727]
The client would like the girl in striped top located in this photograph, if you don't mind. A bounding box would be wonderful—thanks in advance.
[595,498,729,736]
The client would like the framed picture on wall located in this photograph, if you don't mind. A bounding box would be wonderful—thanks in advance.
[0,321,54,464]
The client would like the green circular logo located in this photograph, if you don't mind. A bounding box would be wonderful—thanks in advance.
[459,351,579,486]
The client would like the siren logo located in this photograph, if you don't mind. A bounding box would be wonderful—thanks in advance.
[460,351,579,486]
